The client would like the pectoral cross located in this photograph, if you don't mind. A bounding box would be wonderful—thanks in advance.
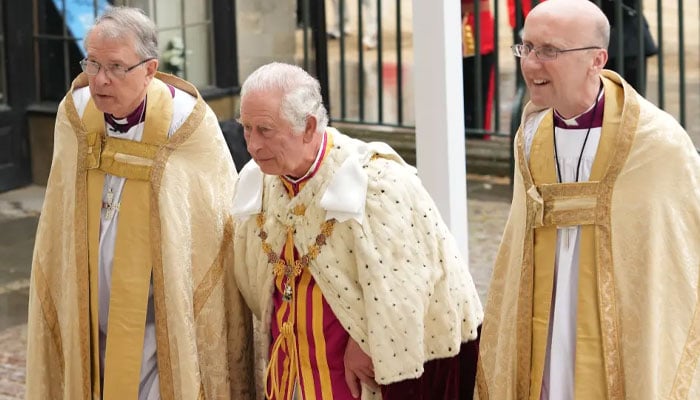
[103,189,120,220]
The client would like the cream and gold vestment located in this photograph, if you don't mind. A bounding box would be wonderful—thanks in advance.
[476,70,700,399]
[26,72,254,400]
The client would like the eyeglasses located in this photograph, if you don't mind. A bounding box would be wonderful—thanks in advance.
[79,58,155,79]
[511,44,601,60]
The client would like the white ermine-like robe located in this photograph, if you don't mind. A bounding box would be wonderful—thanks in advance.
[232,128,483,399]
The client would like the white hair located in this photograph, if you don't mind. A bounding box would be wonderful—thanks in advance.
[86,6,159,60]
[240,62,329,135]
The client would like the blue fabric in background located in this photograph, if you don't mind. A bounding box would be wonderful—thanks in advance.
[51,0,109,56]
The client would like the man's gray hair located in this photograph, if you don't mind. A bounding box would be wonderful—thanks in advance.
[86,6,159,60]
[241,62,329,135]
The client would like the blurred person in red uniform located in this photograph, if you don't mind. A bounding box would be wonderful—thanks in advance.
[507,0,534,34]
[462,0,495,138]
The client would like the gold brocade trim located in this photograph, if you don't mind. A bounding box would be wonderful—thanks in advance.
[86,171,104,399]
[475,355,490,400]
[594,73,639,399]
[150,77,207,400]
[106,135,160,158]
[535,182,601,227]
[539,181,599,198]
[193,217,233,319]
[518,232,536,399]
[96,136,162,181]
[670,302,700,398]
[65,86,93,399]
[34,265,66,386]
[516,132,535,399]
[256,213,336,301]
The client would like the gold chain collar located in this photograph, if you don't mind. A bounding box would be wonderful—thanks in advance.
[256,213,336,301]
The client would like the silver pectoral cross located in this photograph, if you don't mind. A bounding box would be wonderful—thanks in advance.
[103,189,120,220]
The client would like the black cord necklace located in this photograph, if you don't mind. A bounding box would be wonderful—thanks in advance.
[553,84,604,183]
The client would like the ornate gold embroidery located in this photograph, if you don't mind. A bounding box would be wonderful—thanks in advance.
[256,213,336,301]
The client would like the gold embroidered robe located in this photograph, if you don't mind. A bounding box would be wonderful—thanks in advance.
[26,72,255,400]
[476,70,700,399]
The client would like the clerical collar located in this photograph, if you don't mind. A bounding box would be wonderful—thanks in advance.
[553,88,605,129]
[283,131,329,185]
[104,97,147,134]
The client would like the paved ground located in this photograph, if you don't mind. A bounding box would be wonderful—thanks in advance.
[0,186,41,400]
[0,179,512,398]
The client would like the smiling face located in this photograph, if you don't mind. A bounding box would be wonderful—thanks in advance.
[84,24,157,118]
[520,1,608,118]
[239,89,320,177]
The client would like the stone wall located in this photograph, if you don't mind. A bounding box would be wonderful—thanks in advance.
[236,0,298,81]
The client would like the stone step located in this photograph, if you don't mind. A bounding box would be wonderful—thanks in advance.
[333,122,513,177]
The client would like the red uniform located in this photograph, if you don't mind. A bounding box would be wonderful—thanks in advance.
[507,0,534,28]
[461,0,495,133]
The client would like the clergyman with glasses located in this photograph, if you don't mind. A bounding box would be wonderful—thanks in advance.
[476,0,700,399]
[25,6,254,400]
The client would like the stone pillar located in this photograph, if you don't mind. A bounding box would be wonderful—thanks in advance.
[236,0,298,81]
[412,0,470,261]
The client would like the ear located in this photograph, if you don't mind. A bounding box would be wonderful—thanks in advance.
[593,49,608,73]
[302,115,318,143]
[145,58,159,80]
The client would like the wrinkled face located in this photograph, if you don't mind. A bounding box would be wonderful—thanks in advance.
[239,89,309,176]
[84,27,156,118]
[520,12,596,115]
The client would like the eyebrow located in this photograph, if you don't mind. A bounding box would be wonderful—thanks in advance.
[522,40,562,49]
[86,56,129,65]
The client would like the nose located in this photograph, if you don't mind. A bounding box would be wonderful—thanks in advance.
[520,52,540,71]
[244,130,263,154]
[94,67,111,85]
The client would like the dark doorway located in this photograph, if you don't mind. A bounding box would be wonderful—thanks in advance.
[0,1,34,192]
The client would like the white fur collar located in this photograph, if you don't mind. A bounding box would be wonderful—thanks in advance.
[231,129,405,226]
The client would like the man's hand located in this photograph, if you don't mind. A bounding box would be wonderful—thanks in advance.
[343,337,379,398]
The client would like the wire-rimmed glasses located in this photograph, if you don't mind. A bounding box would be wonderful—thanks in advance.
[511,44,601,60]
[79,58,155,79]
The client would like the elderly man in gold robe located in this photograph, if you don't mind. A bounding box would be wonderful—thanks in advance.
[476,1,700,399]
[25,7,254,400]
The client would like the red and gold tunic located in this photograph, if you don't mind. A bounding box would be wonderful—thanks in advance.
[266,133,355,400]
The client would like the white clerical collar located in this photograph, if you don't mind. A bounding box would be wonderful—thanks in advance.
[283,131,328,184]
[554,88,605,127]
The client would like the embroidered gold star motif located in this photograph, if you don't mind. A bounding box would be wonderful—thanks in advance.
[292,204,306,216]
